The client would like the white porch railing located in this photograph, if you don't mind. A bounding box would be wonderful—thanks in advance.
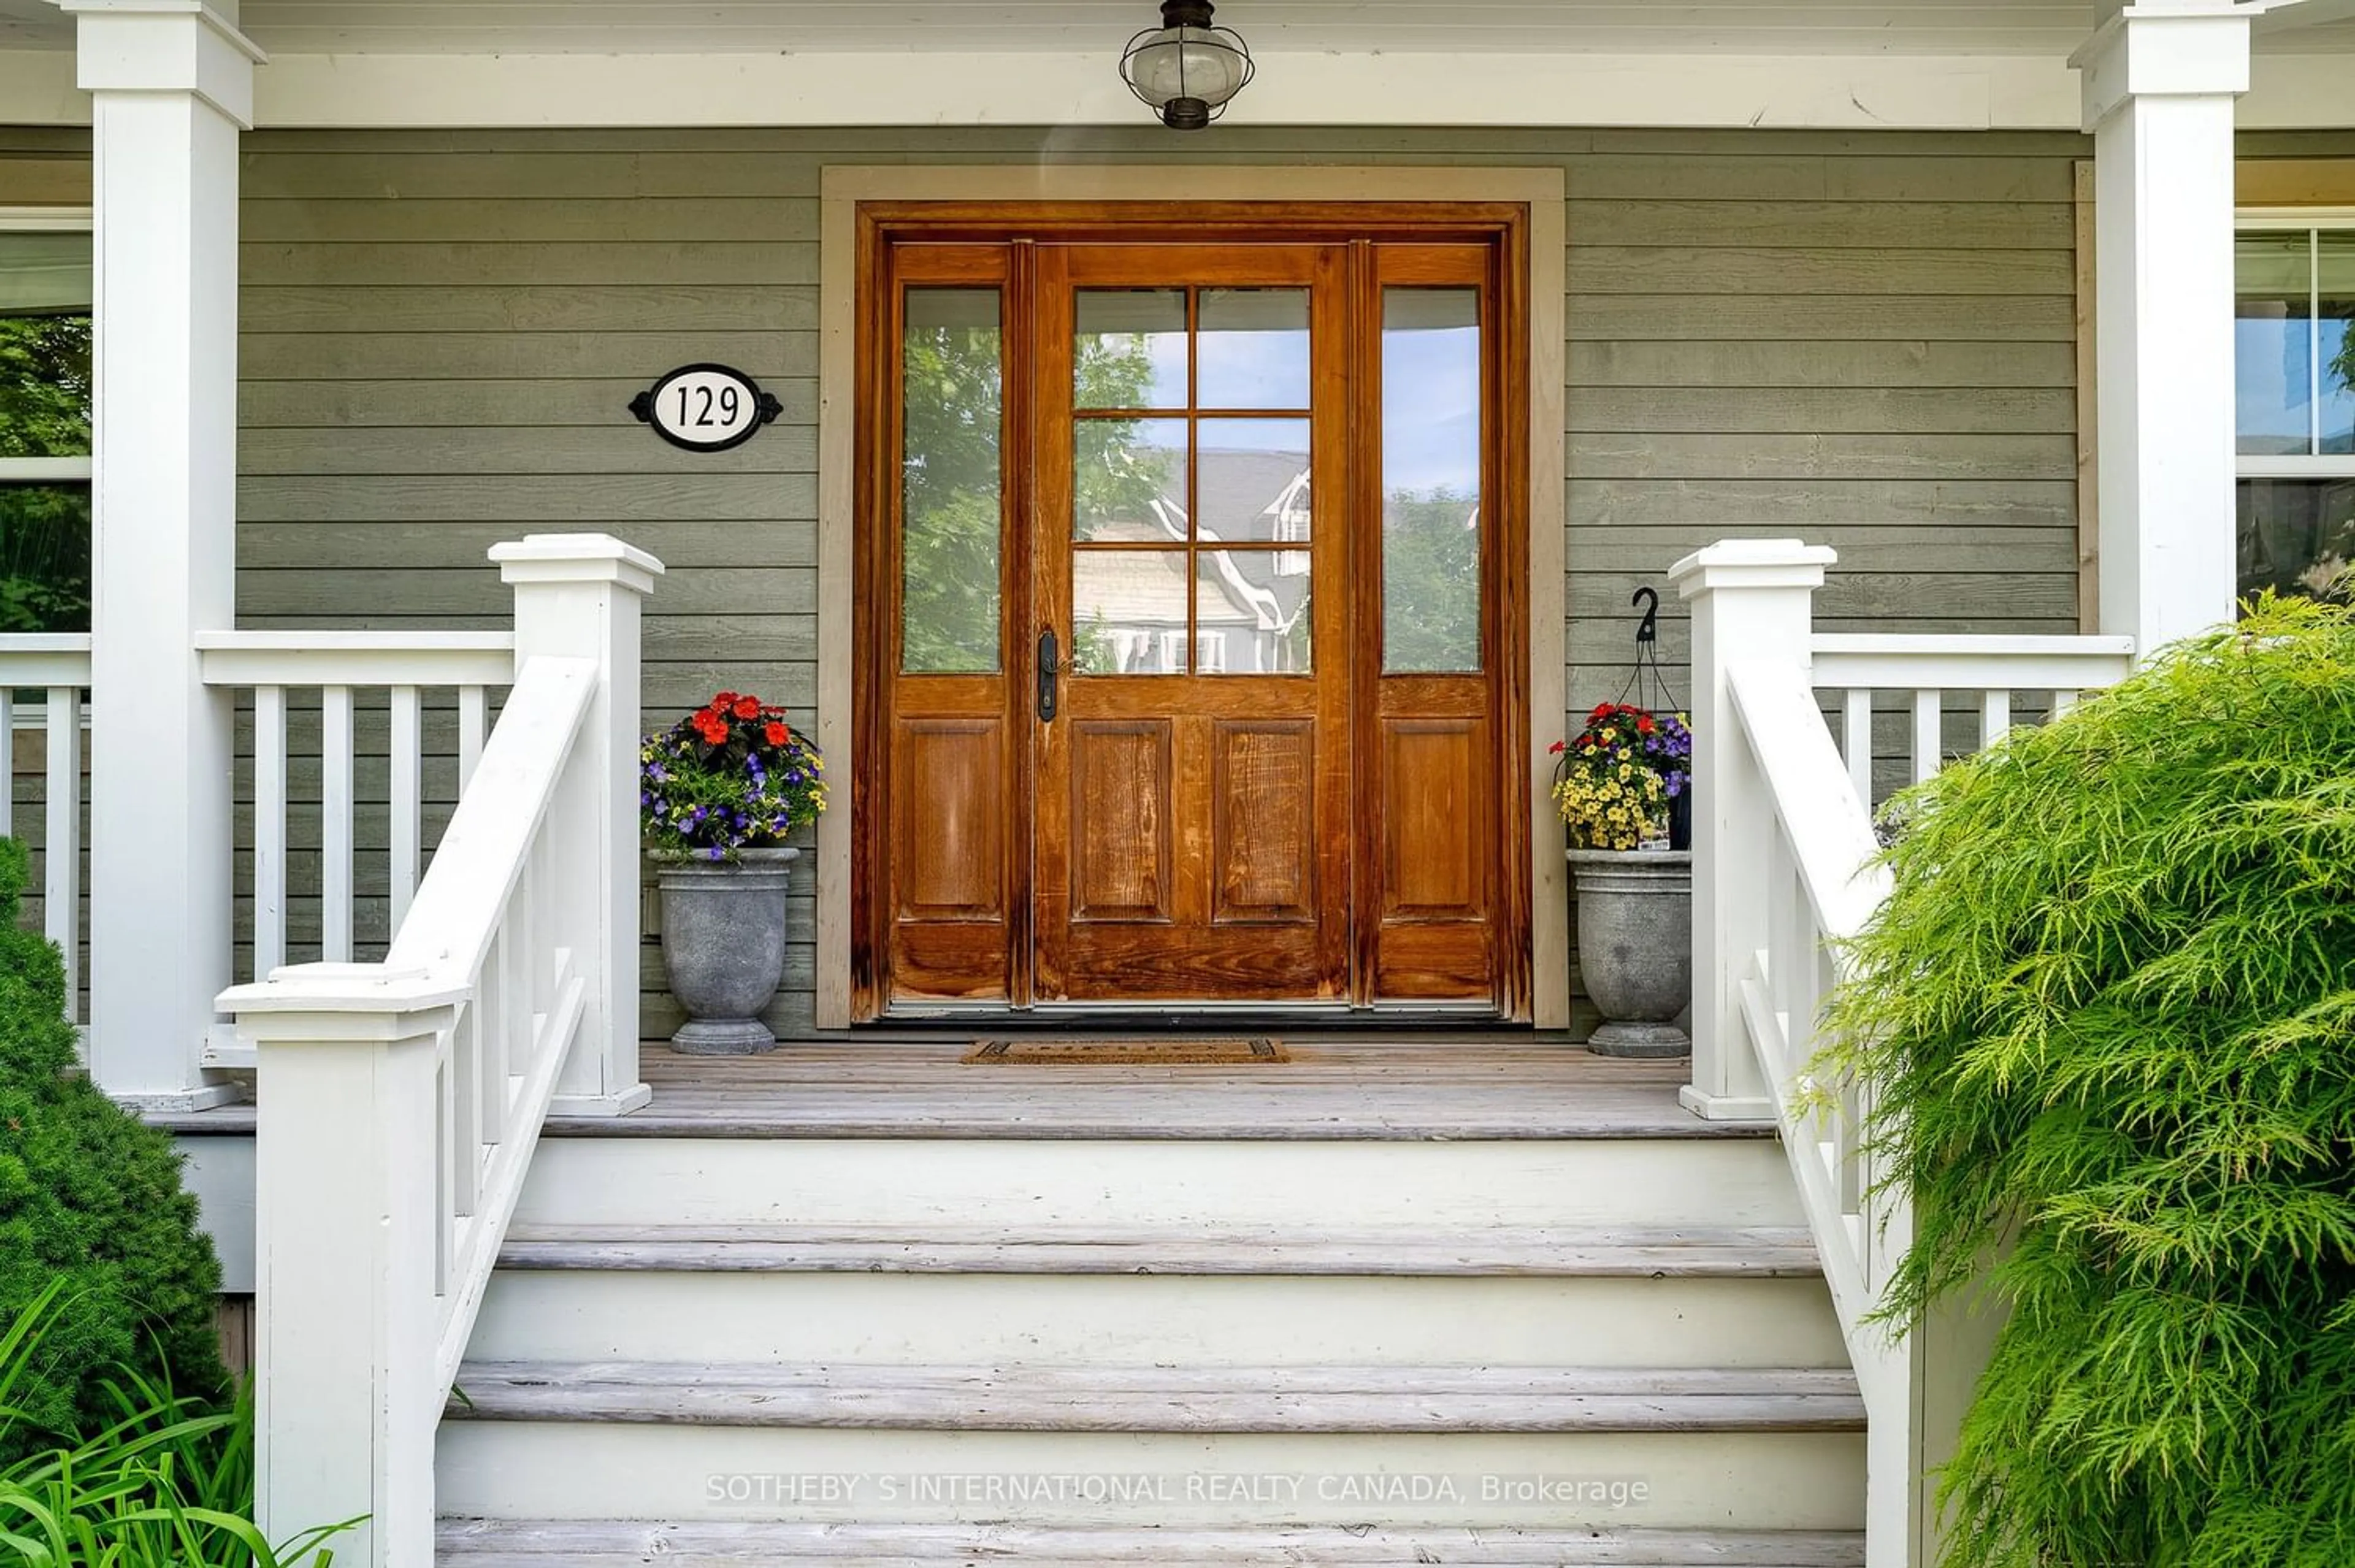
[194,632,516,1068]
[1671,540,2132,1568]
[219,535,659,1568]
[0,634,90,1023]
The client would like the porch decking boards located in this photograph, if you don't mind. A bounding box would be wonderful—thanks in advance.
[148,1039,1747,1139]
[547,1038,1753,1141]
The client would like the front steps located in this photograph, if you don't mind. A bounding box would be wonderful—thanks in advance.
[435,1052,1863,1564]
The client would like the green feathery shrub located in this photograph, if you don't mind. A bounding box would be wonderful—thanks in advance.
[1825,595,2355,1568]
[0,838,228,1469]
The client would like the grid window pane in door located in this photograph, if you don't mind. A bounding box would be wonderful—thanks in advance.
[1074,289,1187,410]
[2239,477,2355,600]
[1380,288,1481,673]
[1198,288,1309,410]
[900,288,1004,673]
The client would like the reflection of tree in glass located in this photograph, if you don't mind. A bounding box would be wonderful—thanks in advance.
[1073,336,1174,537]
[900,316,1005,672]
[0,316,91,632]
[1382,487,1480,672]
[900,323,1168,671]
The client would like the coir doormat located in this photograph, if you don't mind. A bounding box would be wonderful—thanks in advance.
[962,1038,1289,1066]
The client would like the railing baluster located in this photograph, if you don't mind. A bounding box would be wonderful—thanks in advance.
[254,685,288,981]
[390,684,422,935]
[2053,688,2080,717]
[451,995,482,1219]
[530,825,554,1016]
[1980,688,2012,750]
[44,686,81,1022]
[0,688,14,843]
[481,924,509,1146]
[1841,687,1872,808]
[321,684,354,963]
[434,1042,453,1297]
[1911,688,1941,785]
[508,865,537,1080]
[458,684,487,792]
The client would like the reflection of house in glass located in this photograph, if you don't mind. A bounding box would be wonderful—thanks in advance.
[1073,438,1314,675]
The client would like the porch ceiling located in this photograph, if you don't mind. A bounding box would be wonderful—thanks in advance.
[4,0,2350,55]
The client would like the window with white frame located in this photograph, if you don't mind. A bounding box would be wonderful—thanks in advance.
[2234,215,2355,601]
[0,212,93,634]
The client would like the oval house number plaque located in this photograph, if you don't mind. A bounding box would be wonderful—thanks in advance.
[629,364,783,453]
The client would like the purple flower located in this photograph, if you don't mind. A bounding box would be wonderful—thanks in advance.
[706,845,726,862]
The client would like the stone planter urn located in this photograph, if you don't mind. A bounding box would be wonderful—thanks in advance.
[1567,848,1691,1058]
[654,846,799,1055]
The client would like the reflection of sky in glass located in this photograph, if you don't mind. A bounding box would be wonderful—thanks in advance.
[2237,316,2312,455]
[1200,289,1309,408]
[1385,319,1481,497]
[1075,289,1187,409]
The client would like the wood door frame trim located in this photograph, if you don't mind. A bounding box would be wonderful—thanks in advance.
[818,164,1568,1029]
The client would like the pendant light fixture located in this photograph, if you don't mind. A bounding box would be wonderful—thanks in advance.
[1120,0,1255,131]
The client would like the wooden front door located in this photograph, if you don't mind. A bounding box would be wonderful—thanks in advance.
[855,205,1530,1018]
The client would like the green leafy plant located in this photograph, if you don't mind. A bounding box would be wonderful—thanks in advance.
[0,839,227,1469]
[640,692,827,861]
[1550,704,1693,851]
[1823,595,2355,1568]
[0,1279,357,1566]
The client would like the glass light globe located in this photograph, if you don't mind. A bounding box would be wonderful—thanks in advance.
[1120,2,1254,129]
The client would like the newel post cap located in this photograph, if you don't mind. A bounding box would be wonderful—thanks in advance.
[491,534,666,597]
[217,962,467,1045]
[1666,538,1839,601]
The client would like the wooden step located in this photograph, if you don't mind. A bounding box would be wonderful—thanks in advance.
[494,1222,1823,1279]
[444,1362,1866,1434]
[435,1518,1867,1565]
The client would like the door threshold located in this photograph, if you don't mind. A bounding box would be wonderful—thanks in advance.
[878,1003,1515,1032]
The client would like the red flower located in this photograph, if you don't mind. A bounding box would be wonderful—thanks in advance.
[693,714,727,745]
[714,691,739,708]
[1548,740,1566,755]
[732,696,761,719]
[1637,714,1655,734]
[764,721,787,746]
[1588,703,1611,722]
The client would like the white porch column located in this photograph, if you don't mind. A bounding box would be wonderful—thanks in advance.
[68,0,264,1109]
[1667,539,1836,1123]
[2073,1,2251,654]
[489,535,663,1117]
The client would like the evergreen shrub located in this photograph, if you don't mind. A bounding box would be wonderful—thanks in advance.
[0,838,226,1469]
[1826,596,2355,1567]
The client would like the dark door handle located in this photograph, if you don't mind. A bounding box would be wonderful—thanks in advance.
[1037,629,1060,722]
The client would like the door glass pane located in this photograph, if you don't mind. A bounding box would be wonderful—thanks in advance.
[2236,231,2314,457]
[2239,477,2355,602]
[1198,288,1309,409]
[1075,289,1187,410]
[2322,232,2354,456]
[1381,288,1482,673]
[1073,550,1190,674]
[1198,551,1309,673]
[1197,419,1309,543]
[1074,418,1185,541]
[900,288,1003,673]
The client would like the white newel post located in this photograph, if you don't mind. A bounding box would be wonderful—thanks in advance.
[2073,1,2250,654]
[68,0,263,1109]
[1667,540,1836,1123]
[489,535,663,1117]
[234,967,462,1568]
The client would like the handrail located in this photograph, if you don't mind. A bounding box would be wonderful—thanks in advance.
[1674,537,2137,1567]
[196,629,515,688]
[221,534,659,1568]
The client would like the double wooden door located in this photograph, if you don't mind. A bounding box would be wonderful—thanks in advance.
[856,210,1528,1017]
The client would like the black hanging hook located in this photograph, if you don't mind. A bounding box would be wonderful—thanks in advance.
[1631,585,1660,646]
